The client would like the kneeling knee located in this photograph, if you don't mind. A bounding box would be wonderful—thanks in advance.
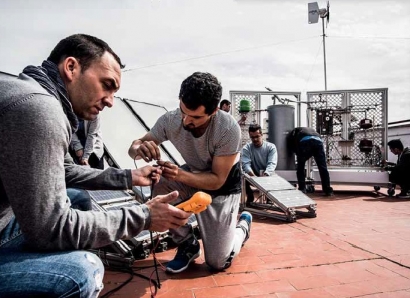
[206,252,235,271]
[206,259,227,271]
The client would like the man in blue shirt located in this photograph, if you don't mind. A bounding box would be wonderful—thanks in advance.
[241,124,278,205]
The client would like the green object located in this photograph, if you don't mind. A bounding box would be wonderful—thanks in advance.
[239,99,251,113]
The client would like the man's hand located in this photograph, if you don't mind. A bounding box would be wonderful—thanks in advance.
[145,191,191,231]
[157,160,179,180]
[131,165,162,186]
[80,159,89,166]
[75,149,84,159]
[129,139,161,162]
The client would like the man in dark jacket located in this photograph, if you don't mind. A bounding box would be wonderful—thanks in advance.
[288,127,333,196]
[385,139,410,198]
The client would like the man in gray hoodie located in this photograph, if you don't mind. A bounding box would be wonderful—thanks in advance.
[0,34,191,297]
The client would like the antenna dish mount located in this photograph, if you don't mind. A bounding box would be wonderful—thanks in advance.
[308,1,330,24]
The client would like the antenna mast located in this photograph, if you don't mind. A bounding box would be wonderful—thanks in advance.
[308,1,330,90]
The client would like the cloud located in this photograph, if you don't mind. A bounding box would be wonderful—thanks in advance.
[1,0,409,122]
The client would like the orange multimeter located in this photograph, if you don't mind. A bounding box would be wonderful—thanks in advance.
[175,191,212,214]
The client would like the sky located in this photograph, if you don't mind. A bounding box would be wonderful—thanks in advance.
[1,0,409,122]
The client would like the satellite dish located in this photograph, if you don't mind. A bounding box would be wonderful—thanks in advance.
[308,1,330,25]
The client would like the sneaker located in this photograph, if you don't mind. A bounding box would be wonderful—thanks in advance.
[166,238,201,274]
[237,211,252,246]
[324,187,334,196]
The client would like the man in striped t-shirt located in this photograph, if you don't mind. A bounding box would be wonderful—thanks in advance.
[129,72,252,273]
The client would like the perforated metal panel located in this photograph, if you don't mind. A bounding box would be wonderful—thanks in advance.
[307,89,388,168]
[230,93,259,147]
[230,91,301,147]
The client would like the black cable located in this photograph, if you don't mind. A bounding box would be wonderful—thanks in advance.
[101,156,163,297]
[100,266,162,298]
[149,174,162,293]
[150,231,161,289]
[100,268,134,298]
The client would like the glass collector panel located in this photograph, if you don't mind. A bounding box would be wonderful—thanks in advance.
[100,98,172,169]
[126,99,185,166]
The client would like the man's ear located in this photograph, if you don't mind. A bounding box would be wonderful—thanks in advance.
[210,107,219,116]
[60,57,79,82]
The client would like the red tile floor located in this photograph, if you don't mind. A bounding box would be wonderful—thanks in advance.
[100,186,410,297]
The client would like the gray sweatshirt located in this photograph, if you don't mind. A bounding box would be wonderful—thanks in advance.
[0,73,150,250]
[241,141,278,176]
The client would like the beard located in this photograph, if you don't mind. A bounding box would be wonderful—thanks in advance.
[252,141,262,148]
[182,123,196,131]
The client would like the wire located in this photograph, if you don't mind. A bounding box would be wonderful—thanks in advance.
[150,231,161,296]
[304,38,324,90]
[122,36,318,73]
[100,268,134,298]
[147,164,164,297]
[329,35,410,40]
[103,156,165,297]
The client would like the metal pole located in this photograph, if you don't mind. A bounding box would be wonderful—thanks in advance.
[322,17,328,91]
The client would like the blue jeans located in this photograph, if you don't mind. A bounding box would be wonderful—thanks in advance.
[296,139,331,192]
[67,188,93,211]
[0,192,103,297]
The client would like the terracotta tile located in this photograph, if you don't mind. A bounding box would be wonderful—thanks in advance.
[193,284,247,297]
[213,272,260,286]
[276,288,335,298]
[325,279,385,297]
[389,254,410,268]
[156,290,194,298]
[367,290,410,298]
[289,274,340,290]
[241,280,296,295]
[256,268,306,282]
[100,190,410,297]
[366,276,410,292]
[164,276,216,291]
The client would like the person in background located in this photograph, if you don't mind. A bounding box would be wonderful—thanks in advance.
[384,139,410,198]
[0,33,191,297]
[241,124,277,205]
[287,127,333,196]
[70,115,104,169]
[219,99,231,113]
[128,72,252,274]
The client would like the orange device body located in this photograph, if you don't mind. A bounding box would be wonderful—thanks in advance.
[175,192,212,214]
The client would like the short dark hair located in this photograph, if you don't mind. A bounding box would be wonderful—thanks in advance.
[47,34,125,72]
[219,99,231,109]
[387,139,404,151]
[179,72,222,115]
[249,124,262,134]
